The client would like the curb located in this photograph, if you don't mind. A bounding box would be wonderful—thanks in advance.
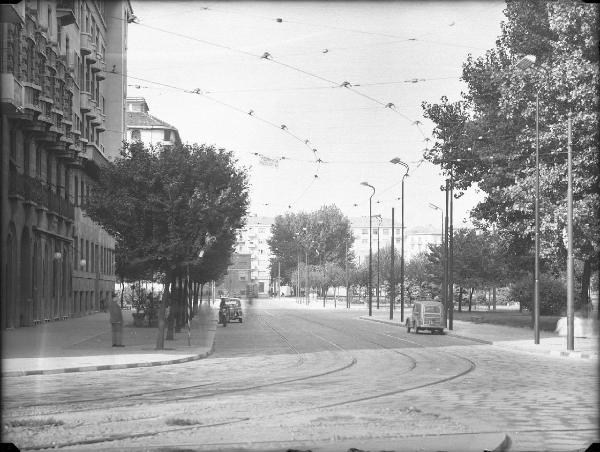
[358,315,493,344]
[359,316,598,358]
[3,335,217,378]
[492,343,598,360]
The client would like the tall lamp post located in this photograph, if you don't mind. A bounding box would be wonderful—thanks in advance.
[374,214,382,309]
[516,54,550,345]
[428,203,444,308]
[360,182,376,316]
[390,158,409,322]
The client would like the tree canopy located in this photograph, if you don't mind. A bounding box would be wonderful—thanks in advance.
[268,205,354,284]
[86,141,249,283]
[421,0,599,302]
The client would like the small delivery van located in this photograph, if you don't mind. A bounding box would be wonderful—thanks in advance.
[406,300,444,334]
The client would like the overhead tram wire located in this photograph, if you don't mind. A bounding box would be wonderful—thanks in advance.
[117,70,432,168]
[122,16,433,141]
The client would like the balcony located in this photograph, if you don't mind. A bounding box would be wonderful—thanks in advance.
[1,2,25,24]
[80,91,94,113]
[0,74,23,114]
[8,174,73,220]
[86,44,98,64]
[91,56,105,74]
[23,83,42,115]
[91,113,102,126]
[56,0,76,27]
[80,33,94,55]
[85,105,98,120]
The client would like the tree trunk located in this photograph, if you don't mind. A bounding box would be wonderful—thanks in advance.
[166,275,177,340]
[458,286,463,312]
[580,258,591,312]
[468,287,474,312]
[492,287,497,311]
[156,277,172,350]
[192,282,199,317]
[175,276,184,333]
[200,283,204,306]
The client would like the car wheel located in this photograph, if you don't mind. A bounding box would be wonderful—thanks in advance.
[239,318,243,323]
[414,326,419,334]
[406,321,411,333]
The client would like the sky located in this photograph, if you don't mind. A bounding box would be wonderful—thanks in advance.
[126,1,507,230]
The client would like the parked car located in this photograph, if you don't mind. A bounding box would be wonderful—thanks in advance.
[218,298,243,326]
[406,300,444,334]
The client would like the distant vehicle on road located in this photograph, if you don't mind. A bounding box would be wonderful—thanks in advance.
[406,300,444,334]
[218,298,243,326]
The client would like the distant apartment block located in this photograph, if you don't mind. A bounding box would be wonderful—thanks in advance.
[126,97,181,147]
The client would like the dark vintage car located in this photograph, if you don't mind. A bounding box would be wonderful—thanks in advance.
[218,298,243,326]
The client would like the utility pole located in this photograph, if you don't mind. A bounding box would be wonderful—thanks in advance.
[345,240,349,309]
[390,207,395,320]
[377,223,380,309]
[449,169,454,330]
[567,114,574,351]
[444,179,450,327]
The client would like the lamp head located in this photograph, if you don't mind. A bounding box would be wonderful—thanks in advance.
[390,157,403,165]
[360,181,370,187]
[516,54,536,71]
[428,203,440,211]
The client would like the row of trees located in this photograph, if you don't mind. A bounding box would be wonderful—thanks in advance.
[268,205,355,298]
[288,221,583,316]
[421,1,599,312]
[86,142,249,349]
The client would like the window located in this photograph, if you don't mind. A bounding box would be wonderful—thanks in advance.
[239,275,246,281]
[362,229,368,234]
[48,7,53,36]
[74,176,79,205]
[163,130,171,141]
[383,228,389,235]
[36,147,42,177]
[131,129,141,140]
[362,239,367,244]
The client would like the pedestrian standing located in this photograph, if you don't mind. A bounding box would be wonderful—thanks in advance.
[109,293,124,347]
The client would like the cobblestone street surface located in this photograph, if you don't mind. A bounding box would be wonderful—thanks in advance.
[2,300,598,451]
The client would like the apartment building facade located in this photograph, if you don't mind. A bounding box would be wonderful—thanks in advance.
[225,216,274,296]
[349,217,442,264]
[1,0,133,329]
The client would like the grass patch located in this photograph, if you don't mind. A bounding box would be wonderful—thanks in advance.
[165,417,202,426]
[453,310,559,331]
[5,418,64,428]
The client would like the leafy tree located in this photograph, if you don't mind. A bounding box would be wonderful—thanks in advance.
[86,142,249,348]
[510,273,567,315]
[421,0,599,309]
[268,205,354,284]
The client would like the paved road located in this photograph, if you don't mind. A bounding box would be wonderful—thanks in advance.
[3,300,598,451]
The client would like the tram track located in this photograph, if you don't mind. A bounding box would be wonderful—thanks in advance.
[12,307,481,450]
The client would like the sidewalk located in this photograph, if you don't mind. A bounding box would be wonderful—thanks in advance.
[359,310,599,360]
[2,304,217,377]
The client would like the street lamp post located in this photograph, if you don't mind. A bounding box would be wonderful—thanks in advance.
[516,54,550,345]
[390,158,409,322]
[428,203,444,309]
[390,207,395,320]
[376,215,382,309]
[360,182,376,316]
